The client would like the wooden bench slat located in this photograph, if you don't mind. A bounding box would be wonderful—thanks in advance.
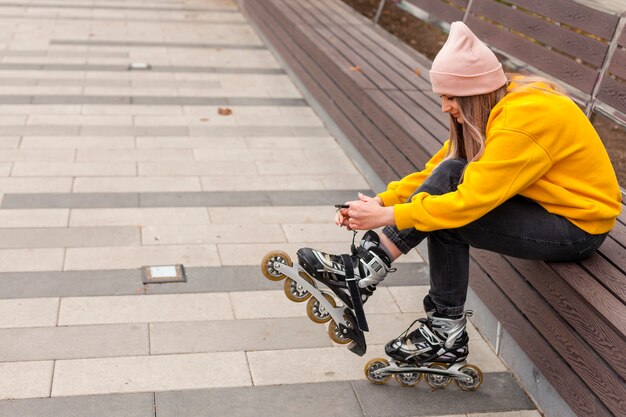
[472,249,626,417]
[309,1,430,89]
[607,48,626,82]
[471,0,611,68]
[406,0,466,23]
[580,253,626,305]
[468,259,613,417]
[465,16,598,94]
[507,256,626,380]
[504,0,620,40]
[597,76,626,121]
[385,89,449,145]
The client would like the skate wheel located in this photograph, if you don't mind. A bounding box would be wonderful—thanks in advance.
[261,251,292,281]
[364,358,391,385]
[426,363,452,389]
[283,272,314,303]
[394,365,422,387]
[306,292,336,324]
[456,364,483,391]
[327,313,354,344]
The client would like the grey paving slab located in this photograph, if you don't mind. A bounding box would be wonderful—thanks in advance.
[0,63,284,75]
[0,226,139,248]
[155,382,365,417]
[0,393,155,417]
[353,373,535,417]
[0,324,149,362]
[80,126,190,136]
[1,192,140,209]
[0,95,306,106]
[139,191,273,207]
[150,317,332,355]
[269,189,371,206]
[0,263,426,299]
[52,40,265,50]
[0,3,237,12]
[0,269,144,299]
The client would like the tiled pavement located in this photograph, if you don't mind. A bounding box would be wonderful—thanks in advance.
[0,0,541,416]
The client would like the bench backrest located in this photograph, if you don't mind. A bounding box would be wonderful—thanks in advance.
[375,0,626,124]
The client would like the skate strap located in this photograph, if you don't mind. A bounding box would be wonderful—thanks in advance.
[341,254,369,332]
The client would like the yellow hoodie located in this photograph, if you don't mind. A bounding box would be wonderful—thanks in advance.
[377,84,623,235]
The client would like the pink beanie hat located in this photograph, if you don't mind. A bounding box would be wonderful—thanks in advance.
[430,22,507,96]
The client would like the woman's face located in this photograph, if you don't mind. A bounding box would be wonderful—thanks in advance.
[441,95,463,123]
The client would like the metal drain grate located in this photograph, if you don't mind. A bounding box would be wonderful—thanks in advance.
[142,264,186,284]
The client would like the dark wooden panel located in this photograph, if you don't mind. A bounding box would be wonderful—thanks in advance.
[507,259,626,379]
[468,259,612,417]
[580,253,626,305]
[385,89,449,145]
[472,249,626,416]
[597,76,626,117]
[607,48,626,80]
[247,0,402,183]
[505,0,619,40]
[310,0,428,91]
[406,0,465,23]
[620,24,626,46]
[466,15,598,93]
[471,0,610,67]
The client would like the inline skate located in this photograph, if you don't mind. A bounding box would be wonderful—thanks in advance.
[364,310,483,390]
[261,231,394,356]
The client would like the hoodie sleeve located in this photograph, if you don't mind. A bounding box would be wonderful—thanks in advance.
[393,128,553,231]
[377,141,450,207]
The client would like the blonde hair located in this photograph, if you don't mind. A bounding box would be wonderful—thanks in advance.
[445,74,564,164]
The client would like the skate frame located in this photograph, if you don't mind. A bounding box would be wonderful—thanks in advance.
[375,361,473,383]
[273,261,355,336]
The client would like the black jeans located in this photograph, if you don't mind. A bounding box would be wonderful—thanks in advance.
[382,159,607,317]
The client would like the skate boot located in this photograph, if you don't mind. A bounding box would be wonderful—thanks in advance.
[364,310,483,390]
[260,231,395,357]
[297,230,394,308]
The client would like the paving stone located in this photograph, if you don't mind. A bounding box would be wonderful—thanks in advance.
[77,149,193,162]
[139,191,272,207]
[73,176,202,192]
[0,178,73,193]
[80,126,190,136]
[0,361,54,400]
[141,223,285,245]
[136,136,246,149]
[0,126,80,136]
[0,324,149,361]
[208,205,337,224]
[51,352,251,396]
[0,248,65,272]
[282,223,362,243]
[139,161,256,176]
[150,317,332,355]
[0,226,139,249]
[59,292,233,325]
[268,189,371,206]
[230,288,399,320]
[247,345,377,386]
[0,208,69,228]
[0,149,75,161]
[0,269,144,299]
[12,162,137,176]
[1,192,140,209]
[387,285,431,314]
[352,373,535,417]
[0,393,155,417]
[155,382,364,417]
[0,297,59,328]
[70,207,211,227]
[63,244,220,270]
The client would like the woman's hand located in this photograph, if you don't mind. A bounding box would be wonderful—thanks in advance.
[336,193,394,231]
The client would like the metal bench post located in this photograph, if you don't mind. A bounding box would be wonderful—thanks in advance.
[373,0,387,25]
[585,13,626,118]
[462,0,475,22]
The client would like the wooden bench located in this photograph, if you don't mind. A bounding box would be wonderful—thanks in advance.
[240,0,626,416]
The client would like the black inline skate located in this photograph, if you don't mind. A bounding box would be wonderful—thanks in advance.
[261,231,395,356]
[364,310,483,390]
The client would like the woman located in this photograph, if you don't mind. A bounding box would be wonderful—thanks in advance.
[297,22,622,365]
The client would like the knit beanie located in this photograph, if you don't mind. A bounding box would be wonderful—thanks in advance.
[430,22,507,96]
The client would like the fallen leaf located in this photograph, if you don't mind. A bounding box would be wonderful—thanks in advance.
[218,107,233,116]
[414,68,421,76]
[349,65,361,72]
